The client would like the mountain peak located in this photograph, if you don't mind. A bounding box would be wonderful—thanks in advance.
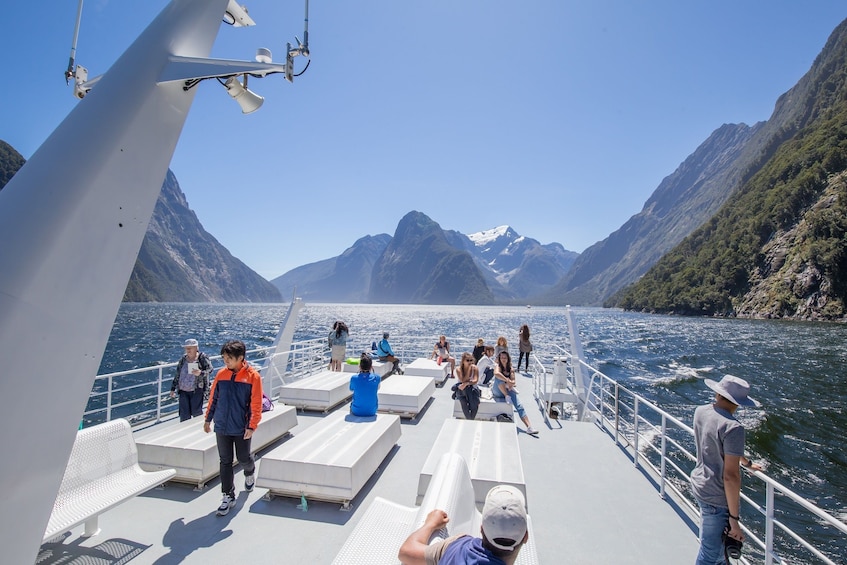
[468,225,514,247]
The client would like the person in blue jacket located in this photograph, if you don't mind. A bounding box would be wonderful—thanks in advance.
[377,331,402,375]
[349,353,380,417]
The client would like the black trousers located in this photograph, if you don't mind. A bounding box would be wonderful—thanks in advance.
[216,432,254,496]
[178,389,203,421]
[455,385,480,420]
[518,352,530,371]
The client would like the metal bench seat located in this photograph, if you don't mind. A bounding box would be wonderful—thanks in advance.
[278,370,355,411]
[43,419,175,543]
[378,375,435,419]
[418,419,527,507]
[342,360,393,377]
[135,404,298,489]
[403,358,452,387]
[256,410,401,508]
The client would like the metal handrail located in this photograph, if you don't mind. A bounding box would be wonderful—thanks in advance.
[561,354,846,565]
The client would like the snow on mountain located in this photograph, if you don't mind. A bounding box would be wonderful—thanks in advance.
[468,225,511,247]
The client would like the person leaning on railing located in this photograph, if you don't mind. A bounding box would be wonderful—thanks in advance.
[690,375,764,565]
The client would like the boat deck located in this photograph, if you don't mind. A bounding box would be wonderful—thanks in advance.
[38,373,700,564]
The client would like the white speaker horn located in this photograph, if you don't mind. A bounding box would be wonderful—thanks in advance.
[224,76,264,114]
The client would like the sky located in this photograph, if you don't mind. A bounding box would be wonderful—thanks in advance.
[2,1,846,279]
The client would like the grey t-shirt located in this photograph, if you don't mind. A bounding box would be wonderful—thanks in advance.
[690,404,745,507]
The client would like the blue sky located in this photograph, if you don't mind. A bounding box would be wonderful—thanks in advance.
[2,1,845,279]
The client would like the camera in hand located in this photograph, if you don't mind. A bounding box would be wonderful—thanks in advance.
[722,526,743,559]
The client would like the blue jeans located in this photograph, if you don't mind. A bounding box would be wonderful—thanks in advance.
[695,498,729,565]
[492,381,526,419]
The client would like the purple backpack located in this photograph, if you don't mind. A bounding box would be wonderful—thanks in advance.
[261,393,274,412]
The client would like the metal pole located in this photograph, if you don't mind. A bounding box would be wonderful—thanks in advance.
[633,397,640,468]
[765,483,774,565]
[660,416,667,499]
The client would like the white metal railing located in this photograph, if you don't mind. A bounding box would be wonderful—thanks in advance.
[558,354,847,565]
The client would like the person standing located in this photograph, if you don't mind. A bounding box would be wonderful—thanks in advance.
[494,336,509,360]
[691,375,763,565]
[170,338,212,421]
[204,340,263,516]
[517,325,533,372]
[349,353,380,417]
[328,321,349,371]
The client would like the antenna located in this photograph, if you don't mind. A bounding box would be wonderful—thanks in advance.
[65,0,85,83]
[285,0,311,82]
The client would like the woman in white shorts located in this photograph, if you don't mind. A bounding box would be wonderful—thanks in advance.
[328,321,349,371]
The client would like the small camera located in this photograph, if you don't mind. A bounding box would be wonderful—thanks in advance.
[722,527,743,559]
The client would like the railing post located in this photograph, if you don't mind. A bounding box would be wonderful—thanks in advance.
[633,397,640,469]
[660,415,667,499]
[599,375,605,429]
[614,384,620,446]
[765,482,774,565]
[156,365,163,423]
[106,374,113,422]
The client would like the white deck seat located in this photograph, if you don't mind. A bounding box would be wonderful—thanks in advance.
[135,404,298,489]
[331,453,539,565]
[256,410,402,507]
[342,359,393,377]
[452,388,513,421]
[278,370,354,411]
[418,419,526,507]
[378,375,435,419]
[43,419,176,543]
[403,358,451,387]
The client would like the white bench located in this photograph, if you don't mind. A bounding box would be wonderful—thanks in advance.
[452,387,513,421]
[417,419,526,507]
[278,370,355,411]
[403,358,451,387]
[43,419,176,543]
[135,404,298,489]
[256,410,401,509]
[378,375,435,419]
[331,453,539,565]
[342,359,393,377]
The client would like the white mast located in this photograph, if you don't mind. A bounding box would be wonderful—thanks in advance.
[0,0,310,561]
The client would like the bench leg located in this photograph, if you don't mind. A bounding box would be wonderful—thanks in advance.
[82,515,100,538]
[339,500,352,512]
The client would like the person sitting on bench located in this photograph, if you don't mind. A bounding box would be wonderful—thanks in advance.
[377,331,402,375]
[349,353,380,417]
[431,335,456,375]
[398,485,530,565]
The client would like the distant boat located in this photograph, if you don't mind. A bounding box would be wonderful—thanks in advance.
[526,304,531,308]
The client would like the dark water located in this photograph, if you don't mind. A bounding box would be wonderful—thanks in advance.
[99,303,847,558]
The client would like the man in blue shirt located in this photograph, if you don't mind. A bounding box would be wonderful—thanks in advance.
[377,331,402,375]
[398,485,529,565]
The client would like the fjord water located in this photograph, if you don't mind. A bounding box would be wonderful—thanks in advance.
[100,303,847,553]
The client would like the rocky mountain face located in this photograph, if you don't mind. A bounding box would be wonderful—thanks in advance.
[369,212,495,304]
[0,146,280,303]
[271,234,391,302]
[0,141,25,189]
[616,18,847,320]
[124,170,281,302]
[271,215,576,304]
[542,121,764,306]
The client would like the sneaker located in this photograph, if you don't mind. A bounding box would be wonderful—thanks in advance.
[216,493,235,516]
[244,473,255,492]
[526,426,539,435]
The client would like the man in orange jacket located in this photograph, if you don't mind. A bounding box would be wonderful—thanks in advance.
[204,339,263,516]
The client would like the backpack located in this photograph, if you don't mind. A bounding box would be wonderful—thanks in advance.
[262,393,274,412]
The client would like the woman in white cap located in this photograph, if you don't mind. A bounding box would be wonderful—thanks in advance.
[690,375,763,565]
[170,338,213,421]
